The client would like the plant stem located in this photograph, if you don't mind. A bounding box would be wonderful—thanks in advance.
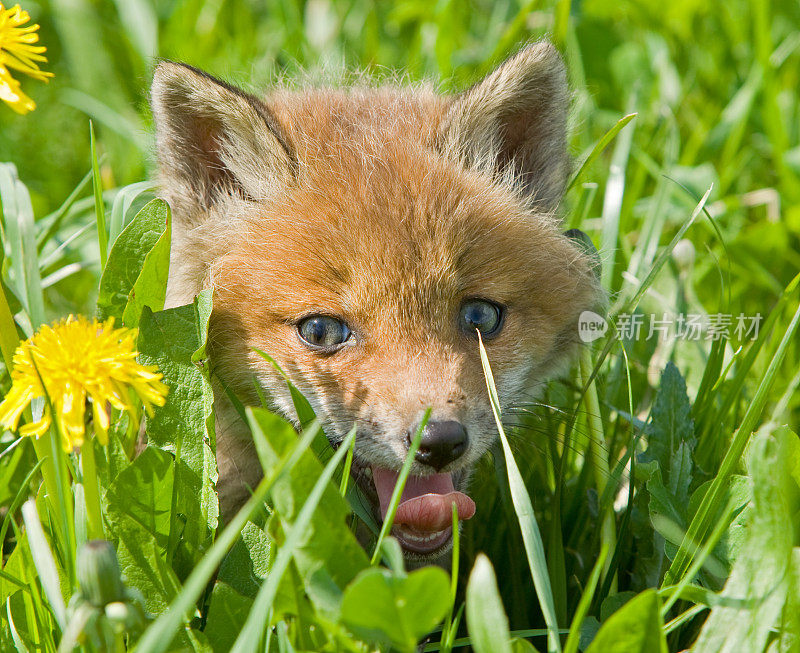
[31,430,76,584]
[579,347,617,593]
[80,437,104,540]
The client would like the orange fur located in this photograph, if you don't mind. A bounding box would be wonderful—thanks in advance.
[150,43,603,546]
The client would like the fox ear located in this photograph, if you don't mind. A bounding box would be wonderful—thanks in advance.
[440,41,569,210]
[150,62,296,217]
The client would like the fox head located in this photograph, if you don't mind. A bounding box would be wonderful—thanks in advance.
[151,42,602,559]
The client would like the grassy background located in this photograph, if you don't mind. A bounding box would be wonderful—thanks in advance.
[5,0,800,366]
[2,0,800,650]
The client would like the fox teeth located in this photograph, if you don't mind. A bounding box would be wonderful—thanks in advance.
[396,527,446,544]
[363,467,373,479]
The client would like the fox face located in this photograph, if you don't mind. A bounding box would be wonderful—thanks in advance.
[151,42,602,560]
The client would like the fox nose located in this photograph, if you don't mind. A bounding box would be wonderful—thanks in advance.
[408,420,468,471]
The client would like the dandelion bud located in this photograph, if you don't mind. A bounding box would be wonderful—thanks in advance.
[77,540,125,607]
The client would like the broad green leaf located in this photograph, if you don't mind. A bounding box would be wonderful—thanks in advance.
[599,591,636,623]
[585,589,667,653]
[217,519,272,599]
[635,363,700,583]
[0,531,32,606]
[342,565,451,652]
[686,475,751,569]
[135,425,318,653]
[122,202,170,326]
[692,427,797,652]
[465,554,513,653]
[96,198,170,325]
[230,428,357,653]
[779,548,800,653]
[137,291,218,580]
[644,362,695,479]
[104,446,173,548]
[646,471,686,551]
[103,447,178,614]
[668,441,694,508]
[0,266,22,367]
[247,408,368,597]
[204,582,256,653]
[511,638,540,652]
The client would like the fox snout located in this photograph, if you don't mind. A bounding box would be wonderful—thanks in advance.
[410,420,468,471]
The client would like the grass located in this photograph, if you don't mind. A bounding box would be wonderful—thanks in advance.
[1,0,799,651]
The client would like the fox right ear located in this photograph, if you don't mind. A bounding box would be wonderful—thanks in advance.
[150,62,297,218]
[440,41,569,211]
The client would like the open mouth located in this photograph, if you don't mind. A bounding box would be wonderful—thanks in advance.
[369,466,476,556]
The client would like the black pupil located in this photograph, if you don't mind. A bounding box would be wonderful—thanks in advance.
[460,301,501,335]
[299,316,349,348]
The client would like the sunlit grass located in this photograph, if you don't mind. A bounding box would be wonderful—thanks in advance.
[1,0,798,651]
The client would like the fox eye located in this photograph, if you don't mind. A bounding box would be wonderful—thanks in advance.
[459,299,504,338]
[297,315,352,350]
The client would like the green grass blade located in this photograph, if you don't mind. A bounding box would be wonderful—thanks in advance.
[0,454,45,560]
[567,113,637,192]
[552,0,571,51]
[695,272,800,465]
[440,502,461,652]
[563,545,608,653]
[5,599,30,653]
[134,424,320,653]
[478,335,562,653]
[90,121,108,269]
[251,347,318,429]
[0,280,20,368]
[466,554,513,653]
[36,168,94,254]
[659,496,736,617]
[663,293,800,586]
[598,104,637,288]
[339,425,357,496]
[578,348,617,591]
[0,163,46,329]
[371,408,432,564]
[479,0,540,75]
[20,499,66,630]
[617,184,712,314]
[229,428,357,653]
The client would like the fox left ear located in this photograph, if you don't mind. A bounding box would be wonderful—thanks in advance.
[440,41,569,210]
[150,61,297,219]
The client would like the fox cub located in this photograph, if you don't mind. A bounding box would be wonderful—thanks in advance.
[151,41,602,561]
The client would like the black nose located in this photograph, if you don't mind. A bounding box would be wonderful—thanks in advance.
[409,420,468,471]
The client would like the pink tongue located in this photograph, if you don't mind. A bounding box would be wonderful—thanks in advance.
[372,467,476,532]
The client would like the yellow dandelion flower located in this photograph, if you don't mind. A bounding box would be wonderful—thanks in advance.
[0,316,168,452]
[0,3,53,114]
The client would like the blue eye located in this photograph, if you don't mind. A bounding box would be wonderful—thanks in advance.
[459,299,504,338]
[297,315,352,350]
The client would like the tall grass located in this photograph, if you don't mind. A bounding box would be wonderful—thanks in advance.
[1,0,799,651]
